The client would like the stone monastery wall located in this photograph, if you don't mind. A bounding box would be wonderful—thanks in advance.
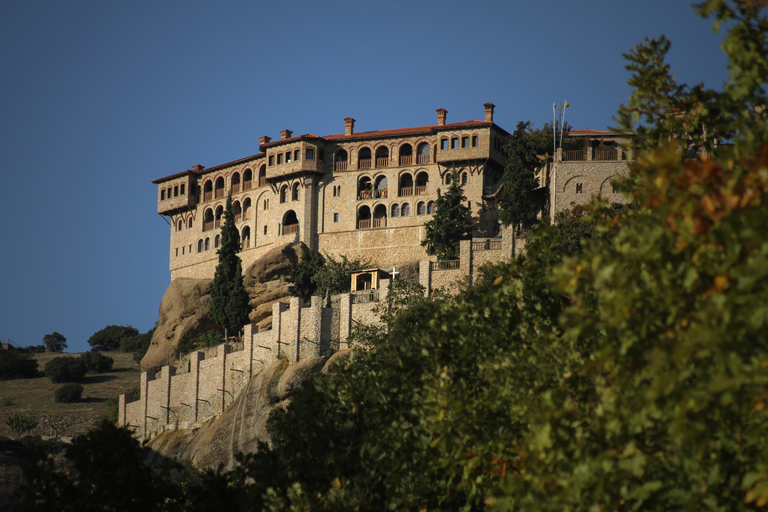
[119,228,521,441]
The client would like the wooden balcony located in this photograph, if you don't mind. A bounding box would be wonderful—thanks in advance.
[374,189,387,199]
[258,177,267,187]
[335,161,348,171]
[563,150,587,161]
[283,224,299,235]
[203,191,212,202]
[203,220,213,231]
[399,187,413,196]
[358,158,372,169]
[372,218,386,228]
[243,181,252,191]
[375,157,388,168]
[215,189,224,199]
[232,184,241,194]
[215,219,221,229]
[399,155,412,166]
[415,185,427,195]
[357,219,371,229]
[416,154,430,164]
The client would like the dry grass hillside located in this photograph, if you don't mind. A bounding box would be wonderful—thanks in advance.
[0,351,141,439]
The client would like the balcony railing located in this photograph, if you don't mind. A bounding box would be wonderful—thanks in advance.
[376,157,388,168]
[243,181,252,191]
[374,189,387,199]
[399,155,412,166]
[351,289,379,304]
[358,190,373,200]
[258,177,267,187]
[241,238,250,249]
[358,158,372,169]
[416,154,430,164]
[335,161,348,171]
[203,220,213,231]
[415,185,427,195]
[372,217,386,228]
[563,150,587,161]
[231,184,241,194]
[203,191,212,202]
[472,240,502,251]
[282,224,299,235]
[400,186,413,196]
[215,219,221,229]
[215,189,225,199]
[594,148,619,161]
[431,260,460,271]
[357,219,371,229]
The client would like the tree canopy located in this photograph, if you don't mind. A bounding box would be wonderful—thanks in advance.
[42,332,67,353]
[87,325,138,351]
[209,193,250,336]
[421,171,474,260]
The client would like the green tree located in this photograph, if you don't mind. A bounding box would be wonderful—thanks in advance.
[45,356,88,383]
[0,349,38,380]
[80,351,114,373]
[6,412,38,439]
[312,254,370,303]
[209,193,250,337]
[421,171,474,260]
[286,242,325,301]
[498,121,543,228]
[42,332,67,353]
[87,325,139,351]
[55,383,84,403]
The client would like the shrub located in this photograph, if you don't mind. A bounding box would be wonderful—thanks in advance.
[80,351,114,373]
[55,383,84,403]
[0,349,38,380]
[6,412,38,439]
[88,325,139,351]
[45,356,87,383]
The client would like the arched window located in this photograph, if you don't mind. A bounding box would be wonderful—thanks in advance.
[243,198,252,220]
[203,209,214,231]
[427,201,436,214]
[445,173,452,186]
[188,217,193,229]
[415,171,429,195]
[374,175,388,198]
[214,235,220,248]
[373,204,387,228]
[399,143,413,165]
[375,146,389,167]
[233,201,242,223]
[401,203,410,216]
[417,142,430,164]
[231,172,241,194]
[391,203,400,217]
[215,177,225,199]
[258,165,266,187]
[358,147,372,169]
[241,226,251,249]
[282,210,299,235]
[292,182,300,201]
[280,185,288,203]
[461,172,468,185]
[197,239,203,253]
[203,180,213,202]
[357,205,371,229]
[417,202,426,215]
[177,219,183,231]
[358,176,372,200]
[334,149,348,171]
[243,169,253,190]
[204,237,210,251]
[215,205,224,229]
[399,173,414,196]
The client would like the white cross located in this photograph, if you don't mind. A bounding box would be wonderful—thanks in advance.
[390,266,399,280]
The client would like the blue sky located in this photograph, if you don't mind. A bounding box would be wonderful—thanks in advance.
[0,1,730,353]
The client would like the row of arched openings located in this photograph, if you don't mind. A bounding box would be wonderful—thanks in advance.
[279,183,301,203]
[357,171,430,199]
[202,199,252,232]
[196,226,251,253]
[334,142,432,171]
[202,166,267,202]
[356,201,435,229]
[176,217,194,232]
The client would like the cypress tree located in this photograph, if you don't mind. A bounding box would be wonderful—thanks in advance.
[210,193,250,336]
[421,171,474,260]
[498,121,542,229]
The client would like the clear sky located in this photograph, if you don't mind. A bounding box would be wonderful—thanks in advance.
[0,1,730,353]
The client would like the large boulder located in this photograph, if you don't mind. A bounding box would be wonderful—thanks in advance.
[244,243,300,331]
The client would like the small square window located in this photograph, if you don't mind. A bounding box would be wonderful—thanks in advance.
[472,135,478,147]
[451,138,458,149]
[333,213,339,223]
[277,154,283,164]
[462,136,469,148]
[441,139,448,150]
[285,151,292,163]
[269,155,275,166]
[294,150,300,161]
[306,148,315,160]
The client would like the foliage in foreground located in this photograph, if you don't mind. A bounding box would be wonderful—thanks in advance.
[6,413,38,439]
[287,243,370,303]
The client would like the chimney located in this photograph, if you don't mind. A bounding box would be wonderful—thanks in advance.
[192,164,205,172]
[280,129,293,140]
[259,135,272,146]
[344,117,356,136]
[484,102,495,122]
[436,108,447,126]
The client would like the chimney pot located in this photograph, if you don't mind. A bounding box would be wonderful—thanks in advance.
[280,129,293,140]
[484,102,495,122]
[192,164,205,172]
[344,117,356,136]
[436,108,447,126]
[259,135,272,146]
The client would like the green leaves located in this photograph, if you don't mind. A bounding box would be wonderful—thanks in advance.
[421,170,474,260]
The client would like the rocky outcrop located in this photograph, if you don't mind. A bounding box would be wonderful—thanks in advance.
[147,354,348,470]
[142,243,300,372]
